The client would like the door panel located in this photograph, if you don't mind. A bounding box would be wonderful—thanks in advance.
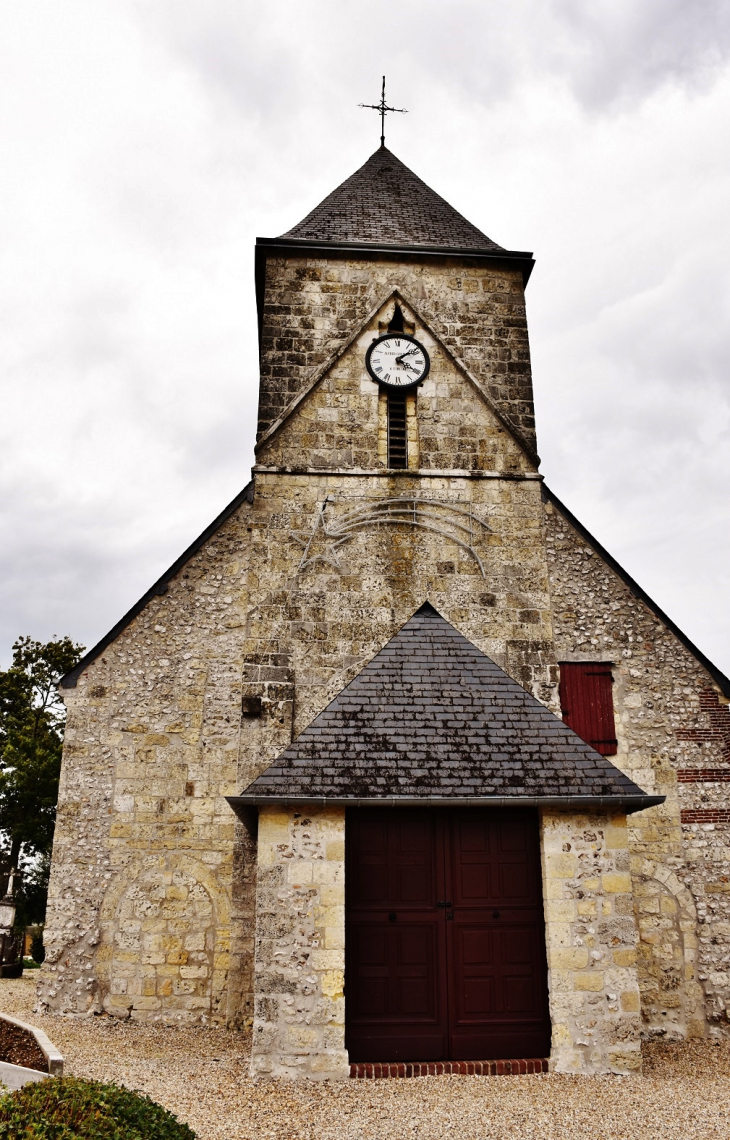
[447,810,551,1059]
[346,807,551,1062]
[346,809,448,1061]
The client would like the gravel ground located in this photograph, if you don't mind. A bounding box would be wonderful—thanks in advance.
[2,977,730,1139]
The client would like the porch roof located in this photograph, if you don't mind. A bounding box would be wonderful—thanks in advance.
[228,603,663,816]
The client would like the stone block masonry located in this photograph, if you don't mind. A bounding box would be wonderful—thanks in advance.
[541,810,643,1074]
[251,807,348,1080]
[257,257,537,453]
[257,294,534,479]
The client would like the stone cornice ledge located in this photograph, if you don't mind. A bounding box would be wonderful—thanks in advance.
[253,466,544,480]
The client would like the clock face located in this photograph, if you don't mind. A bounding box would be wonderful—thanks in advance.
[365,334,430,388]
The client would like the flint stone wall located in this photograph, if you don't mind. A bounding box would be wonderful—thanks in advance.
[545,496,730,1040]
[40,465,555,1022]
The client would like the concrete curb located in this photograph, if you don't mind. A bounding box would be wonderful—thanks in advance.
[0,1060,49,1092]
[0,1011,64,1079]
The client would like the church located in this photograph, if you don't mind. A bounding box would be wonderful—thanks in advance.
[39,142,730,1080]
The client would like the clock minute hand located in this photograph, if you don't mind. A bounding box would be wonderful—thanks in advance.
[395,347,419,363]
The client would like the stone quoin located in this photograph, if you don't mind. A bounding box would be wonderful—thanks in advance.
[38,144,730,1078]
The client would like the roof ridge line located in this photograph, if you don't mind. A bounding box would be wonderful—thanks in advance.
[60,480,255,689]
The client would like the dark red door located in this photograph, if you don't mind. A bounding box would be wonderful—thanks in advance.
[446,810,551,1059]
[345,808,550,1062]
[344,810,448,1060]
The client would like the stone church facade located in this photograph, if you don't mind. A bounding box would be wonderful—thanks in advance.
[38,147,730,1079]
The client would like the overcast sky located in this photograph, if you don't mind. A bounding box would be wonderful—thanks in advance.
[1,0,729,676]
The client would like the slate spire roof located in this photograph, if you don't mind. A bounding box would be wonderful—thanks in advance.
[229,603,661,813]
[280,146,505,252]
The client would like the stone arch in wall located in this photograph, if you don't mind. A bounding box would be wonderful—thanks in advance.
[97,853,230,1023]
[633,859,706,1040]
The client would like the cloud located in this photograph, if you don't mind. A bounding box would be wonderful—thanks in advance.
[553,0,730,106]
[1,0,729,675]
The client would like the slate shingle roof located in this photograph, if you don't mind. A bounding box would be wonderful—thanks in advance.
[280,147,505,252]
[230,603,661,812]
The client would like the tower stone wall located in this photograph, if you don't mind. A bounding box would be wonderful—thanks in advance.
[257,255,537,454]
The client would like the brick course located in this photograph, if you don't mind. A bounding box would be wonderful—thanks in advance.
[350,1058,549,1078]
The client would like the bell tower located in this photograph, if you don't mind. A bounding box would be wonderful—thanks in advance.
[254,146,538,463]
[251,145,554,711]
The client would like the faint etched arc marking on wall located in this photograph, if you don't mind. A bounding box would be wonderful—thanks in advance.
[289,497,491,576]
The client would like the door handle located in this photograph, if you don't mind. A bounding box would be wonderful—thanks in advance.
[436,901,453,908]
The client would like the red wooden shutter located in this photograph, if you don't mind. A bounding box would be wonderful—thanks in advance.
[558,663,617,755]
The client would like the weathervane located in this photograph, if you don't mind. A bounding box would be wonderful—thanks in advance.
[359,76,407,147]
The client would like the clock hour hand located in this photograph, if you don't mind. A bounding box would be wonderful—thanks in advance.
[395,347,419,363]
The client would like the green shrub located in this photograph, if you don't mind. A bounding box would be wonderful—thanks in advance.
[30,933,45,964]
[0,1076,196,1139]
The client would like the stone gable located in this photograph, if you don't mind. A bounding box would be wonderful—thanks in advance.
[257,257,536,452]
[39,464,558,1026]
[257,294,532,476]
[545,491,730,1041]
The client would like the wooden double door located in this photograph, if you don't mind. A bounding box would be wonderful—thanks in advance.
[345,807,551,1062]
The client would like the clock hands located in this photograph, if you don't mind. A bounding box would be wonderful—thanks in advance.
[366,334,430,387]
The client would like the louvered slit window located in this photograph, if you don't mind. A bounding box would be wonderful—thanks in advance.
[387,391,408,469]
[559,662,618,755]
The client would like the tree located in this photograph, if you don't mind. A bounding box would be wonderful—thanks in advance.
[0,635,84,925]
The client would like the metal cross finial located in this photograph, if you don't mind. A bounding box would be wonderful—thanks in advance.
[358,76,407,147]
